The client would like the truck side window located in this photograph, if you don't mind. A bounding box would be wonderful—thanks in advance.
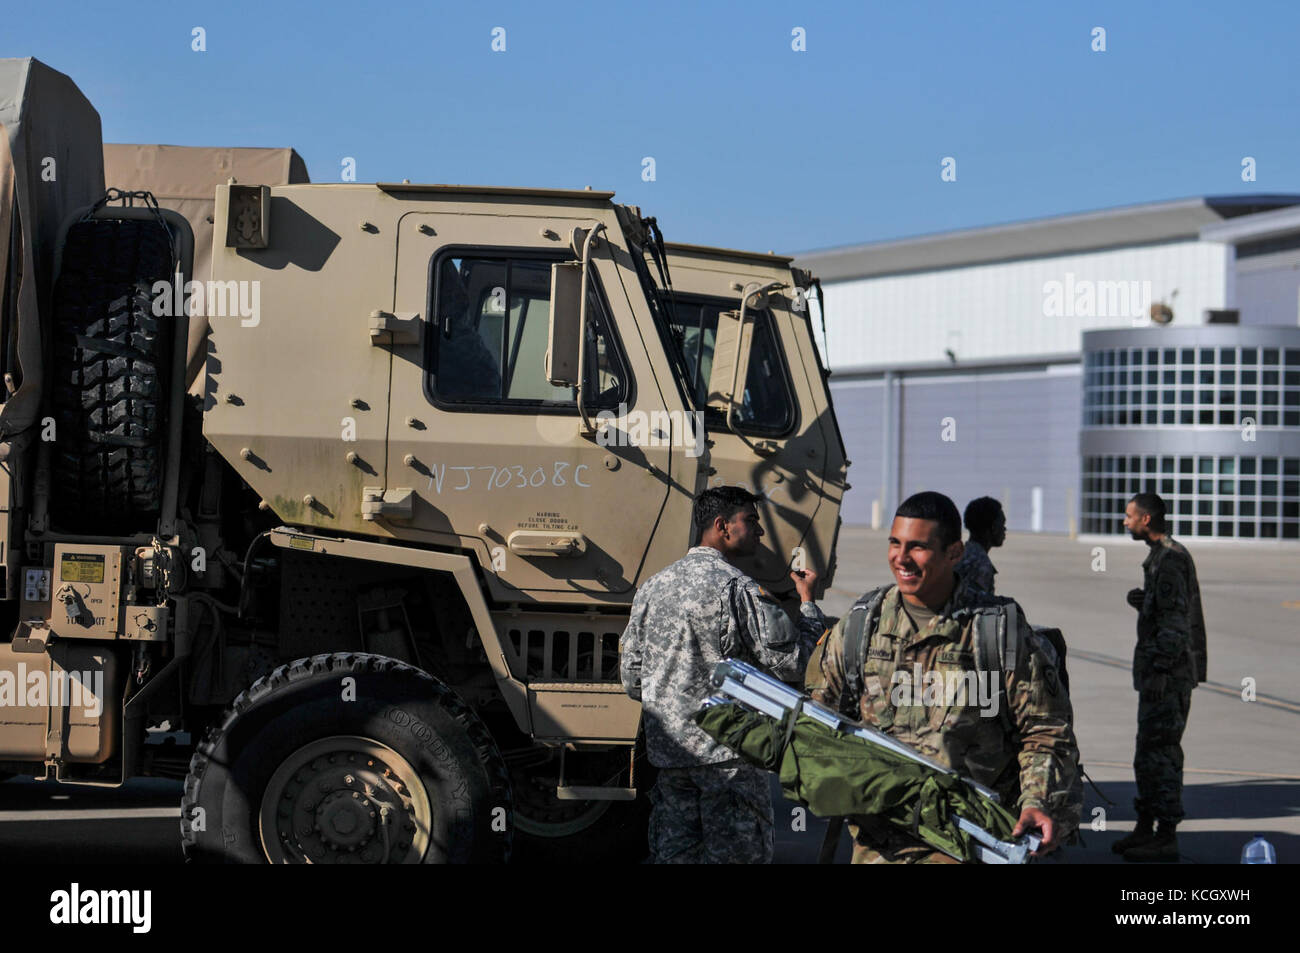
[431,254,628,409]
[661,294,795,434]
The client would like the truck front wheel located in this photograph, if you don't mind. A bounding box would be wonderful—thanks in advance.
[181,653,512,863]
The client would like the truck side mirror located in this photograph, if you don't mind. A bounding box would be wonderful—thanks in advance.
[707,308,754,423]
[546,261,583,388]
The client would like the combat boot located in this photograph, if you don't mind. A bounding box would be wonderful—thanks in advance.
[1123,821,1179,862]
[1110,815,1154,854]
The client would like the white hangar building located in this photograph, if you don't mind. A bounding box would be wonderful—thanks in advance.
[796,195,1300,540]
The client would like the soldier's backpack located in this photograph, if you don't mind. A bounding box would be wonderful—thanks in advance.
[836,585,1085,847]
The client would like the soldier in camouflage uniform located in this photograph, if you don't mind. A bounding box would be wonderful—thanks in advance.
[1114,493,1206,863]
[620,486,826,863]
[808,491,1079,864]
[953,496,1005,594]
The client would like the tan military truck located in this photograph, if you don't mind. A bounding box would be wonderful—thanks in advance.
[0,59,848,863]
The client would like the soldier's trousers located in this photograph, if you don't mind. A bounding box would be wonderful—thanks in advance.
[1133,686,1192,823]
[647,760,774,864]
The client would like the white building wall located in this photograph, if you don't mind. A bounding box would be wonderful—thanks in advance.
[817,240,1231,368]
[1234,248,1300,326]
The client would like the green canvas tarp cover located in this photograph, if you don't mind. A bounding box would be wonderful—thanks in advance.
[695,702,1021,863]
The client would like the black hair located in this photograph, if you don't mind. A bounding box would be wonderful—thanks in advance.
[693,485,761,532]
[1129,492,1167,533]
[963,496,1004,534]
[895,491,962,548]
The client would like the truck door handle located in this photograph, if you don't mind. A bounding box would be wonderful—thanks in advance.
[506,530,587,557]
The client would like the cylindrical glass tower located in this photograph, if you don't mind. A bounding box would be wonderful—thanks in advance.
[1080,326,1300,539]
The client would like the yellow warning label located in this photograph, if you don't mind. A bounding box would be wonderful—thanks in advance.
[61,553,105,584]
[289,536,315,551]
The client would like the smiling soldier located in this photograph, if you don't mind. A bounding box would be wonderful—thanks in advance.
[809,491,1080,863]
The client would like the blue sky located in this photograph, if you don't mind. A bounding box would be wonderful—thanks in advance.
[8,1,1299,254]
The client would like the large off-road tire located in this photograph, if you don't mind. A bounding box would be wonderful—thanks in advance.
[181,653,513,864]
[50,218,173,533]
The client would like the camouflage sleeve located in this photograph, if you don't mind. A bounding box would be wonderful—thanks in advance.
[1006,608,1079,815]
[728,579,824,681]
[807,616,848,710]
[969,558,996,595]
[619,589,647,701]
[1150,555,1191,673]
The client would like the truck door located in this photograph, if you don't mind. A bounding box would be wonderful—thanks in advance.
[379,198,683,602]
[660,250,839,590]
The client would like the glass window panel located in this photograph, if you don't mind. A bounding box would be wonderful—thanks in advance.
[1263,348,1279,365]
[1241,458,1257,474]
[1218,522,1235,537]
[1239,522,1256,538]
[1240,500,1255,517]
[1242,348,1258,364]
[1263,458,1278,474]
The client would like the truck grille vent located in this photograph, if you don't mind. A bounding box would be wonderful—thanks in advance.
[506,628,621,682]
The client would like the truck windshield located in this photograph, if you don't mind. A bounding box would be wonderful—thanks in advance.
[658,293,794,435]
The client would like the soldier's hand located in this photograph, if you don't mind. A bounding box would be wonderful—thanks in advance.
[1126,588,1145,610]
[1013,806,1057,856]
[1141,673,1168,703]
[791,568,819,603]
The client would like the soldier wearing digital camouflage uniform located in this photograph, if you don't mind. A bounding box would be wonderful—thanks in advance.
[1114,493,1207,862]
[808,491,1080,864]
[620,486,826,863]
[953,496,1005,595]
